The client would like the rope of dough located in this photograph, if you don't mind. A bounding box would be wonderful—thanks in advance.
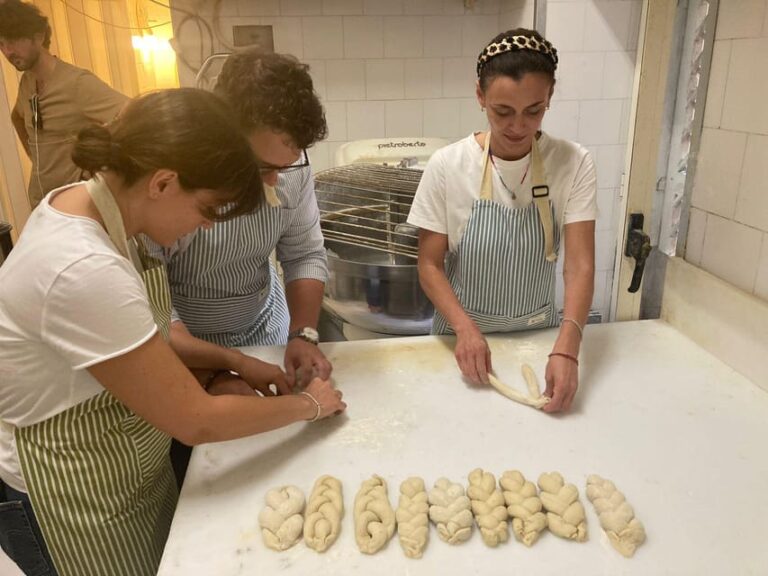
[586,474,646,557]
[303,475,344,552]
[467,468,509,547]
[258,485,305,551]
[395,476,429,558]
[521,363,542,399]
[537,472,588,542]
[354,475,396,554]
[499,470,547,546]
[428,477,474,544]
[488,365,549,410]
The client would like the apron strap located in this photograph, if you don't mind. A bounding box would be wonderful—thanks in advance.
[86,176,144,271]
[478,132,557,262]
[530,138,557,262]
[479,132,494,201]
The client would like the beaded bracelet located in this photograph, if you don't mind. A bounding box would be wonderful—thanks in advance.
[300,391,322,422]
[548,352,579,366]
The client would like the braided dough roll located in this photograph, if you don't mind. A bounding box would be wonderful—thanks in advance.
[499,470,547,546]
[303,475,344,552]
[258,485,305,551]
[467,468,508,547]
[395,477,430,558]
[586,474,646,557]
[354,475,396,554]
[538,472,588,542]
[428,477,473,545]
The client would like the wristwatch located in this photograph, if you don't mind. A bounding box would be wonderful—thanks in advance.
[288,326,319,345]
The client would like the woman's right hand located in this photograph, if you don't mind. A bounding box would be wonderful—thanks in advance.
[454,325,492,385]
[302,378,347,420]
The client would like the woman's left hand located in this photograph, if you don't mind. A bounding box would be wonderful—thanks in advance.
[542,354,579,413]
[233,356,290,396]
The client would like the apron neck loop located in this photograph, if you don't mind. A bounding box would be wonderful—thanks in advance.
[479,132,557,262]
[86,175,131,260]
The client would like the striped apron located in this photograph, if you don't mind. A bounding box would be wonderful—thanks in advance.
[14,176,178,576]
[432,132,560,335]
[165,188,290,348]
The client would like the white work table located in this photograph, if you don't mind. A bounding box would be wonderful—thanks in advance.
[157,320,768,575]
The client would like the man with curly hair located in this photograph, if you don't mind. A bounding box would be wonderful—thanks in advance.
[0,0,127,208]
[158,49,332,391]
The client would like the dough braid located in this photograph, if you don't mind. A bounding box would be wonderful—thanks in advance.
[586,474,646,557]
[537,472,588,542]
[427,477,474,545]
[354,475,396,554]
[499,470,547,546]
[395,477,430,558]
[467,468,509,547]
[303,475,344,552]
[258,485,305,551]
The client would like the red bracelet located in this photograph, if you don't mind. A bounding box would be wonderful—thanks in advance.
[548,352,579,366]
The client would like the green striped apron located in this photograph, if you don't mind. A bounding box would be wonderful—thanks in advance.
[14,177,177,576]
[433,132,561,335]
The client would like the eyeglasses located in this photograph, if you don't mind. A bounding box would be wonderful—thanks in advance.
[29,94,42,130]
[258,149,309,175]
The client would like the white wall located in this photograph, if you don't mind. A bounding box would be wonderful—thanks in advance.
[170,0,642,321]
[686,0,768,301]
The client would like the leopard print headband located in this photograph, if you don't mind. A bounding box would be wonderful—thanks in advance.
[476,34,559,77]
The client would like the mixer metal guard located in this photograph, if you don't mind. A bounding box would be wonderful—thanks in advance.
[316,164,433,335]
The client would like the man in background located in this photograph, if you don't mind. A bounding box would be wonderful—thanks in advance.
[0,0,127,208]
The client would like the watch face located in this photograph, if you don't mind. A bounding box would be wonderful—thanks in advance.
[301,327,319,342]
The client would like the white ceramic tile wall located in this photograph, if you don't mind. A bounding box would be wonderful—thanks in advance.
[756,235,768,300]
[700,213,763,294]
[170,0,643,320]
[691,127,746,219]
[702,39,731,129]
[687,0,768,303]
[735,134,768,232]
[685,207,707,266]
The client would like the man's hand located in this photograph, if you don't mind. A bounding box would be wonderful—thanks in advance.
[285,338,333,388]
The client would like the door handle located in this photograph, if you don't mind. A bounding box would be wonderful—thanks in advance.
[624,213,651,293]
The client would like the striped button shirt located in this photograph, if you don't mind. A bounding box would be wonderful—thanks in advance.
[146,165,328,346]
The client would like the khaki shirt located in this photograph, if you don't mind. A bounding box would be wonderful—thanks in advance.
[13,59,128,208]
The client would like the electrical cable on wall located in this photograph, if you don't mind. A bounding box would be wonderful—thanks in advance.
[57,0,171,30]
[149,0,216,74]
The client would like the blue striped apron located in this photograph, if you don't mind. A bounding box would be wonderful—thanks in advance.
[432,133,560,335]
[165,186,290,348]
[14,177,177,576]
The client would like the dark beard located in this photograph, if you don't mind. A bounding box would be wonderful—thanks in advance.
[12,50,40,72]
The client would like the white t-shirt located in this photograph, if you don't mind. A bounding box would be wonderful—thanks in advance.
[407,132,598,252]
[0,184,158,491]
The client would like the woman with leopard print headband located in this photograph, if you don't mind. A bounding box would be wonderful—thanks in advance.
[407,28,597,414]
